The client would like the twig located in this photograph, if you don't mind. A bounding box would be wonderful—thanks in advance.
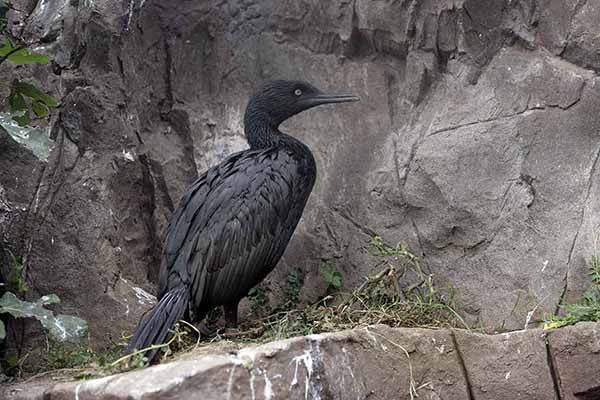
[178,319,201,350]
[21,367,90,384]
[109,328,180,368]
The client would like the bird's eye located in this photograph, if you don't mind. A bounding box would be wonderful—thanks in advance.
[294,88,303,97]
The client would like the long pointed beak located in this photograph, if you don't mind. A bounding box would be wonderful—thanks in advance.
[303,93,360,107]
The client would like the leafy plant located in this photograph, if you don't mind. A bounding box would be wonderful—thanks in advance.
[282,269,302,308]
[5,252,28,294]
[0,292,87,342]
[0,1,8,33]
[371,235,418,260]
[6,80,59,126]
[0,7,60,127]
[199,236,465,345]
[47,341,97,370]
[545,254,600,329]
[248,285,271,316]
[320,263,342,292]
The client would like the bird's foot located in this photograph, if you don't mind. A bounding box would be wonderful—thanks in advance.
[194,321,214,336]
[221,327,241,338]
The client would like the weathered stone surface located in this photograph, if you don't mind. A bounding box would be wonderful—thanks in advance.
[400,49,598,328]
[548,322,600,400]
[3,323,600,400]
[560,1,600,73]
[2,325,469,399]
[2,0,600,358]
[454,328,556,400]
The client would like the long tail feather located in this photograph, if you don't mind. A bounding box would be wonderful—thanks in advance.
[126,287,188,363]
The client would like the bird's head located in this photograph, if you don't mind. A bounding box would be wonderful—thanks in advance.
[244,80,359,130]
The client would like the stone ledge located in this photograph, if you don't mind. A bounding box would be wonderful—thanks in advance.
[3,322,600,400]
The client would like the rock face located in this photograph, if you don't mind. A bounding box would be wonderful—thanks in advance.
[3,323,600,400]
[1,0,600,351]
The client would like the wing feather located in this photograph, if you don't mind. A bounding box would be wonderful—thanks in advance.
[160,148,314,311]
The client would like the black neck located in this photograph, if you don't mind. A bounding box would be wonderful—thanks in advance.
[244,110,280,149]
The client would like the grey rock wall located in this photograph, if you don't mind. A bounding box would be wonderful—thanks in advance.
[1,0,600,350]
[3,323,600,400]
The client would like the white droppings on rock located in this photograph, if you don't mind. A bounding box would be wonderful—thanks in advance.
[290,350,313,389]
[225,365,238,400]
[341,347,355,380]
[75,383,81,400]
[263,370,274,400]
[289,338,323,400]
[126,0,135,31]
[122,149,136,162]
[525,294,551,330]
[249,369,256,400]
[524,310,536,330]
[170,376,185,386]
[541,260,549,272]
[132,286,157,305]
[364,326,382,349]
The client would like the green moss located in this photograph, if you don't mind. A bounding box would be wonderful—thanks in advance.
[545,254,600,329]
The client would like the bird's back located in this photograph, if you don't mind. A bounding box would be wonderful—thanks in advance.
[158,137,316,317]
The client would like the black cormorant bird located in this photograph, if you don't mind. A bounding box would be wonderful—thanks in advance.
[127,80,359,361]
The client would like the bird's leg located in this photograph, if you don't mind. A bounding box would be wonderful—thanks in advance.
[194,320,214,336]
[223,302,239,330]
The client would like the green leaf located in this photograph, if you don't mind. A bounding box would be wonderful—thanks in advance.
[32,100,49,117]
[0,292,87,342]
[0,113,51,160]
[12,113,30,127]
[9,49,49,65]
[0,42,49,65]
[331,272,342,289]
[0,38,50,64]
[0,320,5,340]
[14,81,59,107]
[0,1,8,20]
[8,92,27,113]
[4,355,18,368]
[320,264,343,290]
[0,292,53,320]
[0,39,13,56]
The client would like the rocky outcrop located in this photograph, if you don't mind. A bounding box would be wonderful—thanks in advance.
[3,322,600,400]
[1,0,600,354]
